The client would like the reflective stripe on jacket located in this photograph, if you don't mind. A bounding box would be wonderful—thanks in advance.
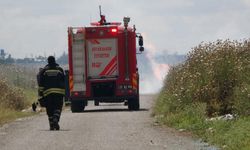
[43,88,65,97]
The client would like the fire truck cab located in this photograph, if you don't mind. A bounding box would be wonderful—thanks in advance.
[67,12,144,112]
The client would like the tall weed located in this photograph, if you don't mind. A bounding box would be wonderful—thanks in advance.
[0,64,37,89]
[160,39,250,116]
[154,39,250,149]
[0,64,37,110]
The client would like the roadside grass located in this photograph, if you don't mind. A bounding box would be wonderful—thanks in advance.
[0,107,34,125]
[154,95,250,149]
[153,39,250,150]
[23,88,37,106]
[0,64,38,126]
[154,100,250,149]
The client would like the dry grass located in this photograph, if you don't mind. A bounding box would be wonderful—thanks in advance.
[0,108,33,125]
[0,64,37,89]
[0,64,37,126]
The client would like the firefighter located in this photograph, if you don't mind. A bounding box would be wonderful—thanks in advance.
[39,56,65,130]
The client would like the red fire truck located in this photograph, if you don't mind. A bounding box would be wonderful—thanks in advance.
[67,9,144,112]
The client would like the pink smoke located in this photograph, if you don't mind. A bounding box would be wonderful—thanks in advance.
[154,63,170,81]
[144,35,170,82]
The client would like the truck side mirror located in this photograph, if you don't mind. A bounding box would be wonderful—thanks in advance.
[139,35,143,47]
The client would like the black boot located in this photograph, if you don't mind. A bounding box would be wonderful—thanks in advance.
[49,122,54,130]
[49,117,54,130]
[53,117,60,130]
[53,109,61,130]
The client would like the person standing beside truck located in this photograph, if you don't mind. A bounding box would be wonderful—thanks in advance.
[39,56,65,130]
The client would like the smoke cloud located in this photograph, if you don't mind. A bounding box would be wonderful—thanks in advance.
[138,33,170,94]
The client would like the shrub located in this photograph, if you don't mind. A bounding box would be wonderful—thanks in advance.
[233,84,250,115]
[0,64,37,110]
[0,79,26,110]
[160,39,250,116]
[154,39,250,150]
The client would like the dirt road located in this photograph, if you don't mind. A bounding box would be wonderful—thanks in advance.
[0,95,216,150]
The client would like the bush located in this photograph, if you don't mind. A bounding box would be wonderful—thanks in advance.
[0,64,37,110]
[154,39,250,149]
[233,84,250,115]
[160,39,250,116]
[0,78,26,110]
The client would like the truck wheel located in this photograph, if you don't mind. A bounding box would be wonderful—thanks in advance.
[128,97,140,111]
[94,100,99,106]
[71,100,85,113]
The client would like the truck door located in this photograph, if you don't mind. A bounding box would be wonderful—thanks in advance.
[71,30,86,92]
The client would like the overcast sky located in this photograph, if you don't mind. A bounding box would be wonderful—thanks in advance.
[0,0,250,58]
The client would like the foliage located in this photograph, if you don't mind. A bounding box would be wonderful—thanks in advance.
[203,117,250,150]
[154,99,250,150]
[0,78,26,110]
[154,39,250,149]
[160,39,250,116]
[0,64,37,126]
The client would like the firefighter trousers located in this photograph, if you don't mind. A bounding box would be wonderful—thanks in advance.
[45,94,64,127]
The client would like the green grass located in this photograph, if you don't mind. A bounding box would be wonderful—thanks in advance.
[0,107,34,125]
[205,117,250,150]
[0,89,37,126]
[23,88,37,105]
[153,39,250,150]
[154,101,250,149]
[0,88,37,126]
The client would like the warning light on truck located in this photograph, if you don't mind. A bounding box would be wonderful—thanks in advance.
[111,28,117,33]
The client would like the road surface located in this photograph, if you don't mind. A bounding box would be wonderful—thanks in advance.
[0,95,216,150]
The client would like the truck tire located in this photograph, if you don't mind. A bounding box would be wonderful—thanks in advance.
[94,100,99,106]
[71,100,85,113]
[128,97,140,111]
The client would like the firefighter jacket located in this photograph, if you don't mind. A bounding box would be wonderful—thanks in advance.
[39,63,65,97]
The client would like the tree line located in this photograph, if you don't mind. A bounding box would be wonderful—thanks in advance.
[0,49,68,65]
